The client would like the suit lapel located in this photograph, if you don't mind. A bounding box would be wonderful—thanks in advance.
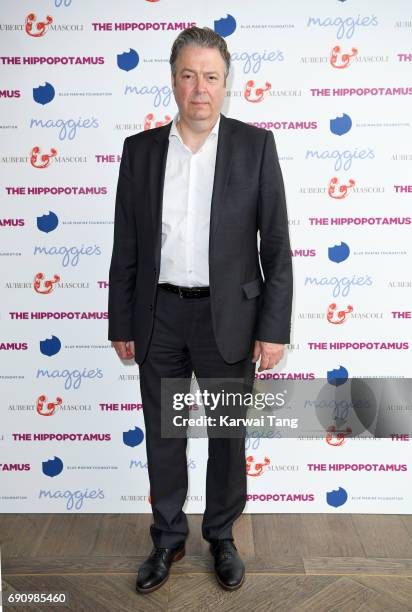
[149,121,171,267]
[209,114,234,243]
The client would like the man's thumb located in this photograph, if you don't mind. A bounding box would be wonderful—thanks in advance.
[251,342,260,363]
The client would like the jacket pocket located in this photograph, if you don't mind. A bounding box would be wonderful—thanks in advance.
[241,278,262,299]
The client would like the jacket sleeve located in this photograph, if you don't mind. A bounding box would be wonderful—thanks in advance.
[255,129,293,344]
[108,137,137,341]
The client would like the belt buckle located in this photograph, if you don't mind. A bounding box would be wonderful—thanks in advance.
[178,286,184,298]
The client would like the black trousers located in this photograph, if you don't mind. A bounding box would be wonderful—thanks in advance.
[138,285,256,548]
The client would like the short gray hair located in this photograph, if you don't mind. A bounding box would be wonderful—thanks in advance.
[170,26,231,81]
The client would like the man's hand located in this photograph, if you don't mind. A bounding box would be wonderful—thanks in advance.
[252,341,284,372]
[112,340,135,360]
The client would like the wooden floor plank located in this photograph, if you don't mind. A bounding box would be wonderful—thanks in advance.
[350,575,412,609]
[0,513,410,612]
[167,574,337,612]
[298,514,366,558]
[92,513,152,556]
[352,515,412,558]
[292,576,375,612]
[0,515,51,558]
[303,556,412,576]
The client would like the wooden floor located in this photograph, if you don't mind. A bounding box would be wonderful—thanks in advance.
[1,514,411,611]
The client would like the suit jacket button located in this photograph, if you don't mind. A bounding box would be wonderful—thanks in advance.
[149,304,153,311]
[153,267,157,273]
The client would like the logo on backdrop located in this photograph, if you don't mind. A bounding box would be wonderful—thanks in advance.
[123,427,144,447]
[328,177,356,199]
[326,487,348,507]
[330,113,352,135]
[304,274,372,297]
[33,82,55,105]
[307,148,374,171]
[246,456,270,477]
[230,50,284,74]
[33,244,102,267]
[42,456,63,477]
[330,46,358,69]
[33,273,60,294]
[326,426,352,446]
[117,49,139,71]
[328,242,350,263]
[327,366,349,386]
[36,368,103,390]
[327,303,353,324]
[307,15,378,39]
[40,335,61,356]
[244,80,272,103]
[214,14,236,37]
[30,147,57,169]
[38,488,105,510]
[25,13,53,37]
[144,113,172,130]
[36,395,63,416]
[29,117,99,141]
[37,212,59,233]
[124,85,171,107]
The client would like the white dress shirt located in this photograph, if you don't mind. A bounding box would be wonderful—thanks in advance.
[158,113,220,287]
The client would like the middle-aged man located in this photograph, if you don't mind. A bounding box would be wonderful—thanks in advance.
[108,27,293,594]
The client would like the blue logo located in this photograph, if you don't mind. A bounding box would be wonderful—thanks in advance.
[326,486,348,507]
[330,113,352,136]
[37,211,59,233]
[123,427,144,447]
[33,82,55,105]
[214,14,237,37]
[124,85,171,107]
[42,456,64,477]
[33,244,102,267]
[117,49,139,71]
[29,117,99,141]
[307,16,378,40]
[36,368,103,390]
[304,274,372,297]
[328,242,350,263]
[327,366,349,386]
[230,50,284,74]
[40,335,61,357]
[39,487,104,510]
[305,148,374,171]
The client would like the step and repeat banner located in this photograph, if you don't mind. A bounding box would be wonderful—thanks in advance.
[1,1,411,513]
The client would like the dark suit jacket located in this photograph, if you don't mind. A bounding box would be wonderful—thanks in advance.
[108,113,293,364]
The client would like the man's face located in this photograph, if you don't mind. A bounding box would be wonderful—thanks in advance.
[171,45,227,125]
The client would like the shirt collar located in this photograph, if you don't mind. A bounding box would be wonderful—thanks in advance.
[169,113,220,145]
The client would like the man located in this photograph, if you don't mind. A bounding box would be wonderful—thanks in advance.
[108,26,293,594]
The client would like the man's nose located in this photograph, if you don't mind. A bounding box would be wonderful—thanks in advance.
[194,75,207,92]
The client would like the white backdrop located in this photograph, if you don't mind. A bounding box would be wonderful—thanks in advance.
[0,0,411,513]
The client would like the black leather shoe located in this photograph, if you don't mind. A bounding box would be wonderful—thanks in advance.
[209,539,245,590]
[136,542,185,593]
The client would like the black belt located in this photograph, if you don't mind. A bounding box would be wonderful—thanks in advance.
[158,283,210,298]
